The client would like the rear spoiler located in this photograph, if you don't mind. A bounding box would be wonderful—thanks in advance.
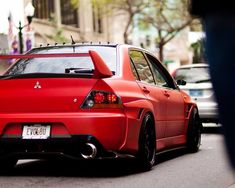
[0,50,113,79]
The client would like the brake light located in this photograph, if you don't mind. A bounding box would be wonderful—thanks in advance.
[94,92,105,104]
[81,90,123,109]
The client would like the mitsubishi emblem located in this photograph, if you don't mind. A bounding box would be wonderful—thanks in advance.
[34,81,42,89]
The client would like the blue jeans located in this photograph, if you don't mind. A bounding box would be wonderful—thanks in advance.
[205,14,235,169]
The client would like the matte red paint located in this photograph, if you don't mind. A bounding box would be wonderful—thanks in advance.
[89,50,113,78]
[0,45,197,158]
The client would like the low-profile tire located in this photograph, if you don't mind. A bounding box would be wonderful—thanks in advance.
[137,113,156,171]
[187,108,202,153]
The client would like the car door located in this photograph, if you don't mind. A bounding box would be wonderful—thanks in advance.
[129,50,167,140]
[145,53,185,138]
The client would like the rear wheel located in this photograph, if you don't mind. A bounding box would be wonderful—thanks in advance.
[187,108,202,153]
[137,114,156,171]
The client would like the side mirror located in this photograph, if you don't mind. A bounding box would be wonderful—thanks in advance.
[177,79,186,86]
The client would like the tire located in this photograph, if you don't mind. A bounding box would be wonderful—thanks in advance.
[187,108,202,153]
[137,113,156,171]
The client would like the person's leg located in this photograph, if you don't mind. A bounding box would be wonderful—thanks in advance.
[204,14,235,169]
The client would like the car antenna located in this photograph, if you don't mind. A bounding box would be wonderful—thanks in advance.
[71,35,76,52]
[71,35,76,45]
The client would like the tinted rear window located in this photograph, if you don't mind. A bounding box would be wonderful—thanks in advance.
[5,46,117,75]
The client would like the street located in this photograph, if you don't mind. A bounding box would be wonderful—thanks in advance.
[0,128,234,188]
[0,1,233,188]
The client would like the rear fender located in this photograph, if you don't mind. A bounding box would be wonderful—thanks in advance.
[123,99,154,121]
[178,90,200,134]
[185,103,199,133]
[120,99,155,153]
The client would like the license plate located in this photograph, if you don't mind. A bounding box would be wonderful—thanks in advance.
[22,124,50,139]
[189,89,203,97]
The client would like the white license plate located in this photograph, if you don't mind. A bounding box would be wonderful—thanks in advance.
[22,124,50,139]
[189,89,203,97]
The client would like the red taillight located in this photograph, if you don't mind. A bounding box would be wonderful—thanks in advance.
[81,90,122,109]
[94,92,105,104]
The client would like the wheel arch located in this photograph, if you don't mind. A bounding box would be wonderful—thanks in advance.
[138,111,156,147]
[119,100,156,153]
[186,105,202,152]
[136,111,157,170]
[188,105,202,127]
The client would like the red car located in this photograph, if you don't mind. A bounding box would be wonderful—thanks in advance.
[0,44,201,171]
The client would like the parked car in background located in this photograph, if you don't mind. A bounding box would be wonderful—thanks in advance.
[0,44,202,171]
[172,63,219,124]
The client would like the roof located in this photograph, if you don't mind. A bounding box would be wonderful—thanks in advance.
[177,63,209,69]
[33,42,119,50]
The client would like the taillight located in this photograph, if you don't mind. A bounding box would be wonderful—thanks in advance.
[94,92,105,104]
[81,90,123,109]
[107,93,118,103]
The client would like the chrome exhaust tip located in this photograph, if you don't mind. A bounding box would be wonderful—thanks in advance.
[81,143,97,159]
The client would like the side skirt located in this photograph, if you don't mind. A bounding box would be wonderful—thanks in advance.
[156,135,187,152]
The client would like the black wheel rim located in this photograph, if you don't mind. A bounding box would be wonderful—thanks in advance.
[193,116,201,147]
[144,125,155,164]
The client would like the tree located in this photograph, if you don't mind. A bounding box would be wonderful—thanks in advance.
[70,0,149,43]
[91,0,151,43]
[191,37,206,64]
[140,0,193,62]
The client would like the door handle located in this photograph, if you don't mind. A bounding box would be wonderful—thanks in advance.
[163,90,170,97]
[142,86,150,94]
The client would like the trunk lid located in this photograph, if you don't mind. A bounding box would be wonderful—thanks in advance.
[0,78,97,113]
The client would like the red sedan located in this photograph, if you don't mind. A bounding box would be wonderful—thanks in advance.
[0,44,201,171]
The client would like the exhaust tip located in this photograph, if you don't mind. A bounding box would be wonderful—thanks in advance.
[81,143,97,159]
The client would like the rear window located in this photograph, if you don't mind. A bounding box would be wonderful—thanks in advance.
[174,66,210,83]
[5,46,117,75]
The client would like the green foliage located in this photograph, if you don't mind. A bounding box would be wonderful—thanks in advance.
[68,0,191,49]
[70,0,79,9]
[103,0,151,43]
[46,27,69,43]
[52,29,69,43]
[141,0,192,37]
[191,38,206,64]
[137,0,193,61]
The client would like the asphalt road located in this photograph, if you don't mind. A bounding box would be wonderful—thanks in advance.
[0,129,234,188]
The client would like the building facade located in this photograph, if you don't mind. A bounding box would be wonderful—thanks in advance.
[23,0,126,47]
[2,0,197,70]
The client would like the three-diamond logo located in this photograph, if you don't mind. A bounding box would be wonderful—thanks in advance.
[34,81,41,89]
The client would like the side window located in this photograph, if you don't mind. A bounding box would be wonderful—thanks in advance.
[129,50,155,85]
[146,53,175,89]
[129,58,139,80]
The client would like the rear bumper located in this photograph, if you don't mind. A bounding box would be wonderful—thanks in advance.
[197,105,219,122]
[0,135,135,160]
[0,111,133,159]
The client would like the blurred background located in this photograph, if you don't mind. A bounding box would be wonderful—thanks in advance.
[0,0,205,73]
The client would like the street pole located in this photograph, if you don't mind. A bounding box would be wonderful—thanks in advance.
[18,21,24,54]
[13,2,35,54]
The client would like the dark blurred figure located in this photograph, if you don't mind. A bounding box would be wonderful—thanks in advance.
[189,1,235,169]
